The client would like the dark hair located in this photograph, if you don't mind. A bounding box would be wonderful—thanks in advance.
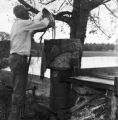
[13,5,29,20]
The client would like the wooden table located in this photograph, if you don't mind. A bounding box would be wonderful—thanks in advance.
[70,75,114,90]
[69,67,118,92]
[69,67,118,119]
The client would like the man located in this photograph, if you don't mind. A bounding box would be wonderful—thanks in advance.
[8,5,54,120]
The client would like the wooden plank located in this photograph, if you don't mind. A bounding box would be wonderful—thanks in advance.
[80,67,118,77]
[71,76,114,86]
[69,75,114,90]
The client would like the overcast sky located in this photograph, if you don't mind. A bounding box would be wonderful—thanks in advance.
[0,1,14,33]
[0,0,118,44]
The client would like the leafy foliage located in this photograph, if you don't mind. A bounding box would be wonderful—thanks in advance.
[0,32,10,41]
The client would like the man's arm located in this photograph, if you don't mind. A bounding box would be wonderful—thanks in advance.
[23,18,49,31]
[34,11,43,21]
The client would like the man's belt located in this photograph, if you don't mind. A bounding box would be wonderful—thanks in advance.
[11,53,27,59]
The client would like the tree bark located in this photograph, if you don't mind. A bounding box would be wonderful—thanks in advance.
[70,0,90,45]
[70,0,110,45]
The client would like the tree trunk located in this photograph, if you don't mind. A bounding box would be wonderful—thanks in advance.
[70,0,90,107]
[70,0,90,45]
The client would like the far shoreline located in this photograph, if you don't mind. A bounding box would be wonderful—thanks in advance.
[83,51,117,57]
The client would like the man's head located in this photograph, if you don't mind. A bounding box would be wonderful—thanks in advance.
[13,5,29,20]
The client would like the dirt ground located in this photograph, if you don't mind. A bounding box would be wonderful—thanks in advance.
[0,70,117,120]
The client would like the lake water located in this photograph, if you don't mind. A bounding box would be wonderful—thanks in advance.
[4,56,118,78]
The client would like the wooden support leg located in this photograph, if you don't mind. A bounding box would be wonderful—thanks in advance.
[114,77,118,120]
[104,90,112,120]
[105,77,118,120]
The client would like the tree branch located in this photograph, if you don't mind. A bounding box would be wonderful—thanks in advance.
[18,0,39,14]
[55,11,72,18]
[89,15,110,39]
[89,0,111,10]
[55,0,66,13]
[18,0,72,25]
[103,3,118,19]
[54,11,72,25]
[38,0,56,5]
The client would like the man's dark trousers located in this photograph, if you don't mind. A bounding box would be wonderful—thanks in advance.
[8,53,28,120]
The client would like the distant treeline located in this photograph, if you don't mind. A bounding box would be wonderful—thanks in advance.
[83,43,115,51]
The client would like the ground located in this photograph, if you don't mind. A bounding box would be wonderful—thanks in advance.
[0,50,117,120]
[0,70,116,120]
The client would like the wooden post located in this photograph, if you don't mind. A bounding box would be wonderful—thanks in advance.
[50,69,71,120]
[41,39,82,119]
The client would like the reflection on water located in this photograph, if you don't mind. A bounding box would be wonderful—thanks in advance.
[81,56,118,68]
[4,57,118,78]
